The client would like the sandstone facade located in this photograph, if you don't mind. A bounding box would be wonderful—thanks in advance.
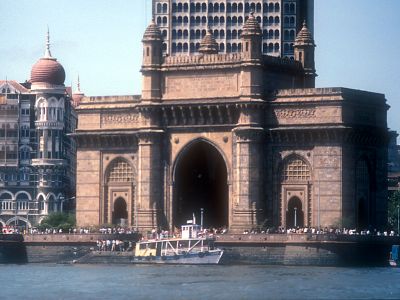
[74,18,388,232]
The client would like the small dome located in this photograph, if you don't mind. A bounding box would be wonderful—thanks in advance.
[295,21,315,45]
[143,19,162,41]
[242,12,262,36]
[199,29,219,54]
[30,57,65,85]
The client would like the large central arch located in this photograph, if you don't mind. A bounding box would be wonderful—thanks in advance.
[173,140,228,229]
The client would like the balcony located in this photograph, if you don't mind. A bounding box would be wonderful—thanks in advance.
[31,158,66,167]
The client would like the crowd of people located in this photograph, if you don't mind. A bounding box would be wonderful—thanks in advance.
[242,226,399,237]
[96,239,133,252]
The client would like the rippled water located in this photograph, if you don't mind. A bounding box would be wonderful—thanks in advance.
[1,264,399,299]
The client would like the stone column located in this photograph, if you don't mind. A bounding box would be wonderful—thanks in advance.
[231,126,264,232]
[136,130,164,231]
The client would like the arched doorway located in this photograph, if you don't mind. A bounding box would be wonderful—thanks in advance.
[286,197,304,228]
[113,197,128,226]
[174,141,228,229]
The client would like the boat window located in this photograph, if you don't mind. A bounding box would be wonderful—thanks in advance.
[149,243,156,249]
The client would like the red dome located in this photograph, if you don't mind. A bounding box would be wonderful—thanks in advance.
[30,58,65,85]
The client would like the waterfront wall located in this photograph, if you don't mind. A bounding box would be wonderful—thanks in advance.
[1,234,398,265]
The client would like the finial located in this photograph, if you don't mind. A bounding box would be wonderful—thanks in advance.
[250,10,254,17]
[44,26,52,58]
[302,20,307,27]
[77,75,81,92]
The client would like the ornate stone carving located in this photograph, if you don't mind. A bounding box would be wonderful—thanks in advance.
[101,113,139,125]
[275,108,316,119]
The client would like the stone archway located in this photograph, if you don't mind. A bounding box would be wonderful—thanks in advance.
[173,140,228,229]
[113,197,128,226]
[286,196,304,228]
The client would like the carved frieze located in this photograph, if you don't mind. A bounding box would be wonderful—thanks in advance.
[101,112,139,128]
[275,108,316,119]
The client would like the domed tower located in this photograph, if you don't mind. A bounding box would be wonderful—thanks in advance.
[241,12,262,60]
[199,29,219,55]
[30,29,68,214]
[141,19,163,101]
[72,76,84,107]
[294,21,317,88]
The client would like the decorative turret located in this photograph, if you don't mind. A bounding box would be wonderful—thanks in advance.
[30,28,66,92]
[141,19,163,101]
[199,29,219,55]
[72,75,84,107]
[241,12,262,60]
[294,21,316,88]
[142,19,163,66]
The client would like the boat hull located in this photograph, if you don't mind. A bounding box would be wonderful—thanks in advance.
[132,250,223,265]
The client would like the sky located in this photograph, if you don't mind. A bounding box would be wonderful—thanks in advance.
[0,0,399,132]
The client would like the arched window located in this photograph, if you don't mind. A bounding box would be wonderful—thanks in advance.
[183,16,188,25]
[232,3,237,12]
[106,159,134,183]
[232,16,237,25]
[269,29,274,39]
[201,3,206,12]
[157,17,161,25]
[177,43,183,52]
[238,3,243,12]
[220,29,225,38]
[284,3,289,13]
[263,43,268,53]
[245,3,250,13]
[275,30,280,39]
[183,30,188,39]
[183,3,188,12]
[220,3,225,12]
[214,16,219,25]
[256,3,261,12]
[275,2,280,12]
[220,16,225,24]
[232,30,237,39]
[219,43,225,52]
[274,43,280,52]
[275,16,280,24]
[157,3,161,13]
[281,156,310,181]
[162,3,168,13]
[163,17,167,25]
[289,3,296,14]
[183,43,188,52]
[214,29,219,39]
[177,3,182,12]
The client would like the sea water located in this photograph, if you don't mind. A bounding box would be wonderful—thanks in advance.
[0,264,399,299]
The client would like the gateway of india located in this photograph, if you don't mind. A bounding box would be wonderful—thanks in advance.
[74,14,389,232]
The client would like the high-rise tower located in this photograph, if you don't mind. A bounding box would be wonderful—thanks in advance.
[152,0,313,58]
